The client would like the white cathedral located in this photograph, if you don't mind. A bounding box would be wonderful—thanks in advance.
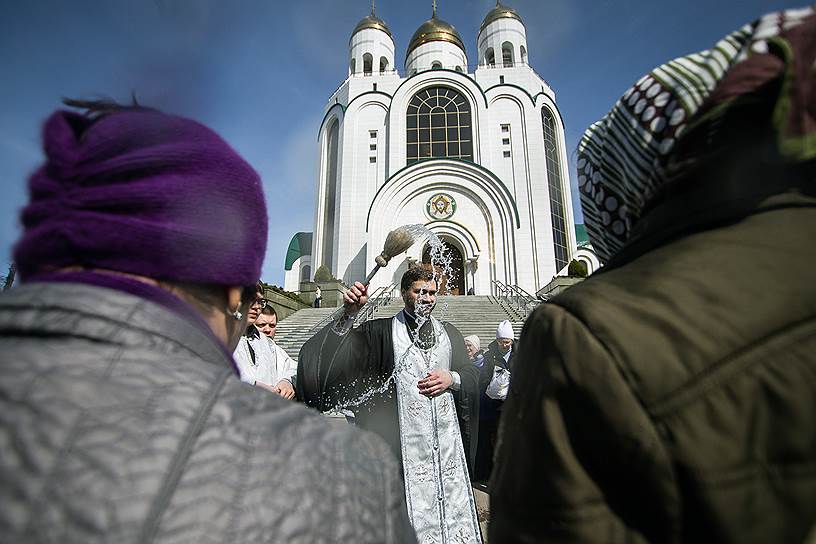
[284,3,590,296]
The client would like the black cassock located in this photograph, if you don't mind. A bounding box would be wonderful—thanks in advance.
[297,313,480,475]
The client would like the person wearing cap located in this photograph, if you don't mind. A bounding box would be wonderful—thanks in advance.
[473,320,515,483]
[0,100,415,543]
[491,9,816,543]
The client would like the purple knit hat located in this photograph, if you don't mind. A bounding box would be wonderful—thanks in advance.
[14,107,267,285]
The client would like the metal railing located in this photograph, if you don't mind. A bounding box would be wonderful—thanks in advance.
[353,282,396,326]
[307,283,396,334]
[490,279,543,318]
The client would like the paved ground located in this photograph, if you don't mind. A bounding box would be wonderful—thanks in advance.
[473,486,490,541]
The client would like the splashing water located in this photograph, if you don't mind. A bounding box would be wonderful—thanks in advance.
[318,224,458,412]
[398,224,455,319]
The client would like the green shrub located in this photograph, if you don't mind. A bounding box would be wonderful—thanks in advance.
[567,259,588,278]
[261,283,308,306]
[313,265,335,282]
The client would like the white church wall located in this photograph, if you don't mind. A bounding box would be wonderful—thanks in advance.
[474,64,553,102]
[313,110,344,278]
[405,41,467,75]
[487,89,552,292]
[524,97,557,286]
[477,17,528,69]
[283,266,299,293]
[335,99,388,284]
[284,255,312,292]
[349,28,395,76]
[346,72,401,99]
[366,160,518,295]
[369,188,499,296]
[533,93,577,282]
[484,92,527,198]
[326,82,350,116]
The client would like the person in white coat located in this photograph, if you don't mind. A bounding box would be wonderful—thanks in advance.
[234,304,297,399]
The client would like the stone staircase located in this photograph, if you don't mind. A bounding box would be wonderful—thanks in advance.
[272,307,338,359]
[275,296,525,360]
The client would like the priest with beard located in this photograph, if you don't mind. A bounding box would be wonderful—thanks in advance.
[298,265,482,543]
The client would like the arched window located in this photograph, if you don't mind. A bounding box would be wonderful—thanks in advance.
[349,58,356,74]
[520,45,527,64]
[321,119,340,270]
[431,61,442,69]
[485,47,495,67]
[502,42,514,67]
[542,107,568,271]
[406,87,473,164]
[379,56,389,73]
[363,53,373,75]
[301,264,312,282]
[454,65,463,73]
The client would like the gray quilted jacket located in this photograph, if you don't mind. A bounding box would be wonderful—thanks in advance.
[0,282,416,543]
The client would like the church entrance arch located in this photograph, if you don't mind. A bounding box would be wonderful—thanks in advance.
[422,237,465,295]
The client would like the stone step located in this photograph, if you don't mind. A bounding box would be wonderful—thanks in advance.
[274,295,530,361]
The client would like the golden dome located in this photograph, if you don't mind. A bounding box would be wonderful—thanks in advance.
[351,14,392,40]
[407,15,466,56]
[480,3,524,33]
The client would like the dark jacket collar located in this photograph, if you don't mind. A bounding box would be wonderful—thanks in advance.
[600,157,816,274]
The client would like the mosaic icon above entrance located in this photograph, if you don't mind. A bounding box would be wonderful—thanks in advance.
[426,193,456,220]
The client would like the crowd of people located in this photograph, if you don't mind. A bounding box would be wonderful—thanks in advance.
[1,7,815,543]
[233,284,297,400]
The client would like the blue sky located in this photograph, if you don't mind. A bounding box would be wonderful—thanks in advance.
[0,0,799,286]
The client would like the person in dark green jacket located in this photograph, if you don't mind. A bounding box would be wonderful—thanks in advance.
[490,8,816,544]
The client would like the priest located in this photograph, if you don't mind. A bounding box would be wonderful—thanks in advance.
[298,265,482,543]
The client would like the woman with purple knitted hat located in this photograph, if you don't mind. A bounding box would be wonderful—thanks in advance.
[0,101,415,543]
[491,8,816,543]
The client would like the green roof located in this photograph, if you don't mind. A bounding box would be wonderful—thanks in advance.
[575,224,589,245]
[284,232,313,271]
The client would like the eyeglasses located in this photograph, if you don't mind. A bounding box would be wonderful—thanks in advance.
[240,285,268,309]
[241,284,258,303]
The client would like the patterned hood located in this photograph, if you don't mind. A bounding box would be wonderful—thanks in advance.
[577,7,816,262]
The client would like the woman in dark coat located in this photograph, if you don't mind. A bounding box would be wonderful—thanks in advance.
[490,9,816,544]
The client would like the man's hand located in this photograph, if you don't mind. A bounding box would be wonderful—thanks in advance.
[255,381,280,395]
[418,369,453,398]
[343,281,368,315]
[275,379,295,400]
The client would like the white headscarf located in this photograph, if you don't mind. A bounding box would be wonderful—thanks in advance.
[464,335,481,352]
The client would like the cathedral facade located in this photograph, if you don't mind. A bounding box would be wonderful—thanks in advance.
[285,3,577,296]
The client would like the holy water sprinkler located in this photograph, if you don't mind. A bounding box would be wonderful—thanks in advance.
[363,225,423,285]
